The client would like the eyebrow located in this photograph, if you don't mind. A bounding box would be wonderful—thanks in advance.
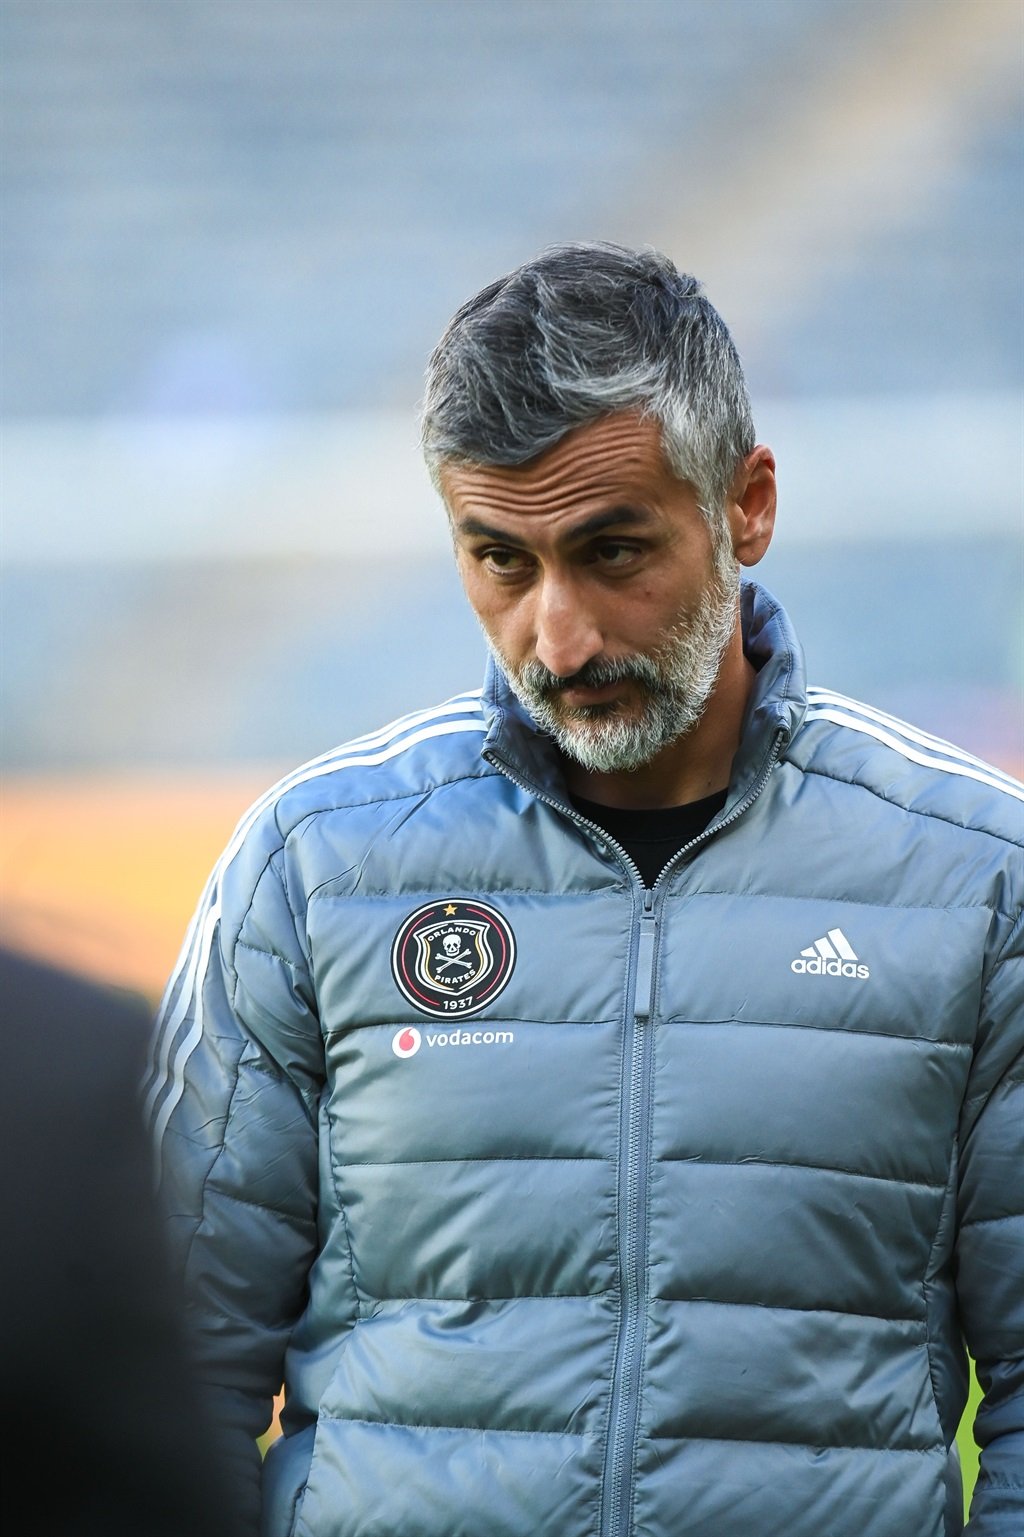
[454,505,652,548]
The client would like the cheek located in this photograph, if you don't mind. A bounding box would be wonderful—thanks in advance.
[458,574,527,655]
[613,587,671,642]
[480,608,531,665]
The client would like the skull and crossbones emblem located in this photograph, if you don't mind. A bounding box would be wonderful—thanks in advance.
[434,932,474,974]
[392,899,516,1016]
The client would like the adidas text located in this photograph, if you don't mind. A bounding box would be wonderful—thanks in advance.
[790,956,869,979]
[791,926,869,979]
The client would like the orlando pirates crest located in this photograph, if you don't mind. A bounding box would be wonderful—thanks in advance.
[391,899,516,1019]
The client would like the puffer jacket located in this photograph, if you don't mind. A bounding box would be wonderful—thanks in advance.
[146,581,1023,1537]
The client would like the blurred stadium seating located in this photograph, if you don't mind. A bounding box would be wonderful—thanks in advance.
[0,6,1014,1505]
[1,0,1021,994]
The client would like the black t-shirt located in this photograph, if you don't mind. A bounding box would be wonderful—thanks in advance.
[570,788,728,888]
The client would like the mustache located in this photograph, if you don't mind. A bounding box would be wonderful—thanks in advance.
[516,653,661,701]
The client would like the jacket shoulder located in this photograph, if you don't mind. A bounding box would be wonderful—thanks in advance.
[240,689,489,836]
[207,691,492,917]
[788,686,1024,848]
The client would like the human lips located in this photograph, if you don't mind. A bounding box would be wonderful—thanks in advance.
[541,658,653,715]
[557,677,630,708]
[509,652,657,721]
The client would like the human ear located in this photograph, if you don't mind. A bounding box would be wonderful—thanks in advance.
[727,446,777,567]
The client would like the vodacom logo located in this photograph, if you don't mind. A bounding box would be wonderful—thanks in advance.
[390,1023,515,1059]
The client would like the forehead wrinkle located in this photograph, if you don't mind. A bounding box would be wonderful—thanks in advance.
[445,462,670,524]
[440,412,703,548]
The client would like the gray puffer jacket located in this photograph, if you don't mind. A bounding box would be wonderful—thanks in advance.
[147,582,1023,1537]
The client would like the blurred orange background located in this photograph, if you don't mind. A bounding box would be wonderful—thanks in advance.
[0,772,275,1003]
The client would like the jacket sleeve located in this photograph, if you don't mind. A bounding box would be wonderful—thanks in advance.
[958,907,1024,1534]
[145,818,323,1533]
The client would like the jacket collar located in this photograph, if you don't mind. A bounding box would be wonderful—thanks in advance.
[480,580,807,813]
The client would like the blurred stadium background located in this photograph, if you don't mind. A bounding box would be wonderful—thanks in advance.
[1,0,1021,1014]
[1,0,1018,1499]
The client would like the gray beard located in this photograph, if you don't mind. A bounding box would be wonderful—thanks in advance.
[493,560,741,774]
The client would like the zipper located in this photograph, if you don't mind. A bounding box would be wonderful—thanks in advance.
[646,727,786,893]
[602,882,657,1537]
[632,889,658,1022]
[485,727,785,1537]
[481,746,649,890]
[484,725,784,891]
[602,729,785,1537]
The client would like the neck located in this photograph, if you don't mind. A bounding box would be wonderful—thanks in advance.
[561,633,754,811]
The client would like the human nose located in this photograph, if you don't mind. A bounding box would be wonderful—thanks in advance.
[532,570,604,679]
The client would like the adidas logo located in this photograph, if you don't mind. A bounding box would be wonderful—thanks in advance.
[790,927,869,980]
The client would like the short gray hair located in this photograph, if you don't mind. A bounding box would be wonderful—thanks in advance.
[420,241,755,520]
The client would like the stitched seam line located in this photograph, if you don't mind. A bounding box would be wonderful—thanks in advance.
[325,1017,620,1037]
[343,1154,612,1167]
[796,763,1024,849]
[279,760,504,840]
[349,1294,925,1321]
[232,848,304,981]
[989,904,1024,966]
[182,1038,246,1279]
[316,1413,591,1438]
[235,935,304,973]
[646,1433,944,1454]
[923,1140,958,1446]
[321,1097,361,1315]
[203,1183,318,1224]
[959,1211,1024,1230]
[310,883,625,904]
[655,1155,945,1190]
[660,1015,971,1049]
[649,1298,926,1325]
[356,1293,613,1304]
[662,887,1012,919]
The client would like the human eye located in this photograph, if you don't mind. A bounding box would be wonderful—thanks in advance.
[591,538,643,571]
[479,545,532,577]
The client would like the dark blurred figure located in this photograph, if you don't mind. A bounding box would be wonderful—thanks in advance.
[0,945,238,1537]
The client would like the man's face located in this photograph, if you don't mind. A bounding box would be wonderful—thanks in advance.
[442,413,742,775]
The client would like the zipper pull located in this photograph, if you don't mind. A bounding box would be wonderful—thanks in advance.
[633,890,658,1022]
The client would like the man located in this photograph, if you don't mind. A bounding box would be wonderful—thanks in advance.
[146,242,1022,1536]
[1,946,239,1537]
